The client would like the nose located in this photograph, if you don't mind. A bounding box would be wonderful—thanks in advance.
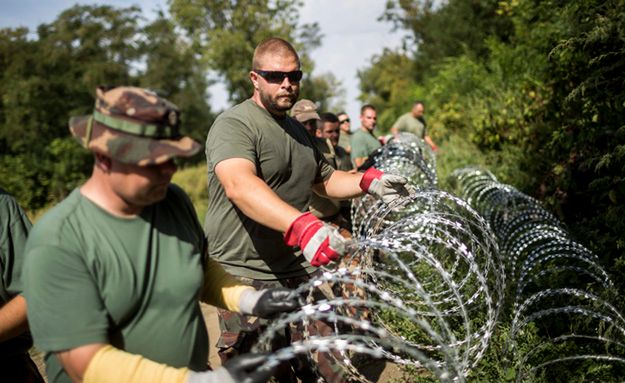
[280,75,295,88]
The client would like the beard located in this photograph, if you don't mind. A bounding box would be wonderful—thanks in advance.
[260,88,299,115]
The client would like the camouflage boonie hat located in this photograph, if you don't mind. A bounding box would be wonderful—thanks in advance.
[69,86,201,165]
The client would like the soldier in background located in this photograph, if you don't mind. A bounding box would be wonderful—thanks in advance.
[337,111,352,154]
[350,104,381,168]
[0,188,45,383]
[390,101,438,151]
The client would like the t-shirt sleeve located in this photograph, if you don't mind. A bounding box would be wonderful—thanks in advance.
[206,116,257,170]
[0,194,32,298]
[391,115,403,131]
[23,244,109,352]
[311,141,335,184]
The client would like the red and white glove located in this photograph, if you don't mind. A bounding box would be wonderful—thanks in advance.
[359,167,410,204]
[284,212,346,267]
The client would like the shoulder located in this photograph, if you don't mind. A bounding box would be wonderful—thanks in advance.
[210,100,257,132]
[27,190,82,250]
[165,184,195,213]
[0,188,23,218]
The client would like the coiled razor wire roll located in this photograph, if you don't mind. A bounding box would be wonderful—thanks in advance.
[253,135,503,382]
[449,166,625,381]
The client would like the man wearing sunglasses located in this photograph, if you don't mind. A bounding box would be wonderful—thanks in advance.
[337,112,352,154]
[204,37,410,380]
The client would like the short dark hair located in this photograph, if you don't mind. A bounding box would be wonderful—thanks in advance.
[320,112,339,123]
[414,100,425,107]
[360,104,376,115]
[252,37,300,69]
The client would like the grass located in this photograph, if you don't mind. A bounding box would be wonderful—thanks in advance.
[172,163,208,221]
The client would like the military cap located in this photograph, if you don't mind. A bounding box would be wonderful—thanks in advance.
[69,86,201,165]
[291,99,320,123]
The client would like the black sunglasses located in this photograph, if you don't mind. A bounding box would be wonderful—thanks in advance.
[339,118,350,124]
[254,69,303,84]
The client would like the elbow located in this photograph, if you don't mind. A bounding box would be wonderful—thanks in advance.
[223,183,243,203]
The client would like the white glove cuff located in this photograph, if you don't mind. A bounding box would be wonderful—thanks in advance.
[187,367,235,383]
[238,288,265,315]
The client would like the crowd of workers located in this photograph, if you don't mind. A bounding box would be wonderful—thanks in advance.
[0,37,436,383]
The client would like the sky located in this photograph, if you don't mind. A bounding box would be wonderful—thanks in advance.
[0,0,408,125]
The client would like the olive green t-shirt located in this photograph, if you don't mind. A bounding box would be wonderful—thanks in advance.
[338,131,351,151]
[0,188,33,357]
[392,112,426,138]
[205,99,334,280]
[23,185,208,383]
[350,129,381,162]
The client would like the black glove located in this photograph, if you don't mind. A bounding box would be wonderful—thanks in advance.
[223,353,275,383]
[238,287,299,318]
[186,353,275,383]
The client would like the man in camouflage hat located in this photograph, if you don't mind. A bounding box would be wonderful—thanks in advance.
[22,86,298,383]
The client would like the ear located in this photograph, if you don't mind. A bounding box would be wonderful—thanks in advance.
[249,71,260,90]
[94,152,112,172]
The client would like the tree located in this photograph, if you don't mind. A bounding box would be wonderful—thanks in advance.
[139,12,214,155]
[381,0,514,78]
[169,0,344,107]
[0,4,214,208]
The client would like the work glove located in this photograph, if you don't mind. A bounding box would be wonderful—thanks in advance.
[284,212,347,267]
[187,353,274,383]
[359,167,410,205]
[238,287,300,318]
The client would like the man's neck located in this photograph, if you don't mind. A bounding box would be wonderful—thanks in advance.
[81,173,143,218]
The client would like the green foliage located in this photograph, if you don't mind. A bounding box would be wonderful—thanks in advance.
[171,163,208,221]
[361,0,625,379]
[169,0,345,108]
[0,4,213,210]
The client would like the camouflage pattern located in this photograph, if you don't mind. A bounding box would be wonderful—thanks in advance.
[69,86,201,165]
[217,271,348,383]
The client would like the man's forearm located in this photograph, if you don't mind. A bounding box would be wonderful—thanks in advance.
[425,135,437,149]
[353,157,366,168]
[0,295,29,342]
[314,170,364,200]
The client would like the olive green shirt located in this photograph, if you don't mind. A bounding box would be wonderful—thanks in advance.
[0,188,33,357]
[350,129,381,163]
[23,186,208,383]
[338,131,351,151]
[392,112,426,138]
[205,99,334,280]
